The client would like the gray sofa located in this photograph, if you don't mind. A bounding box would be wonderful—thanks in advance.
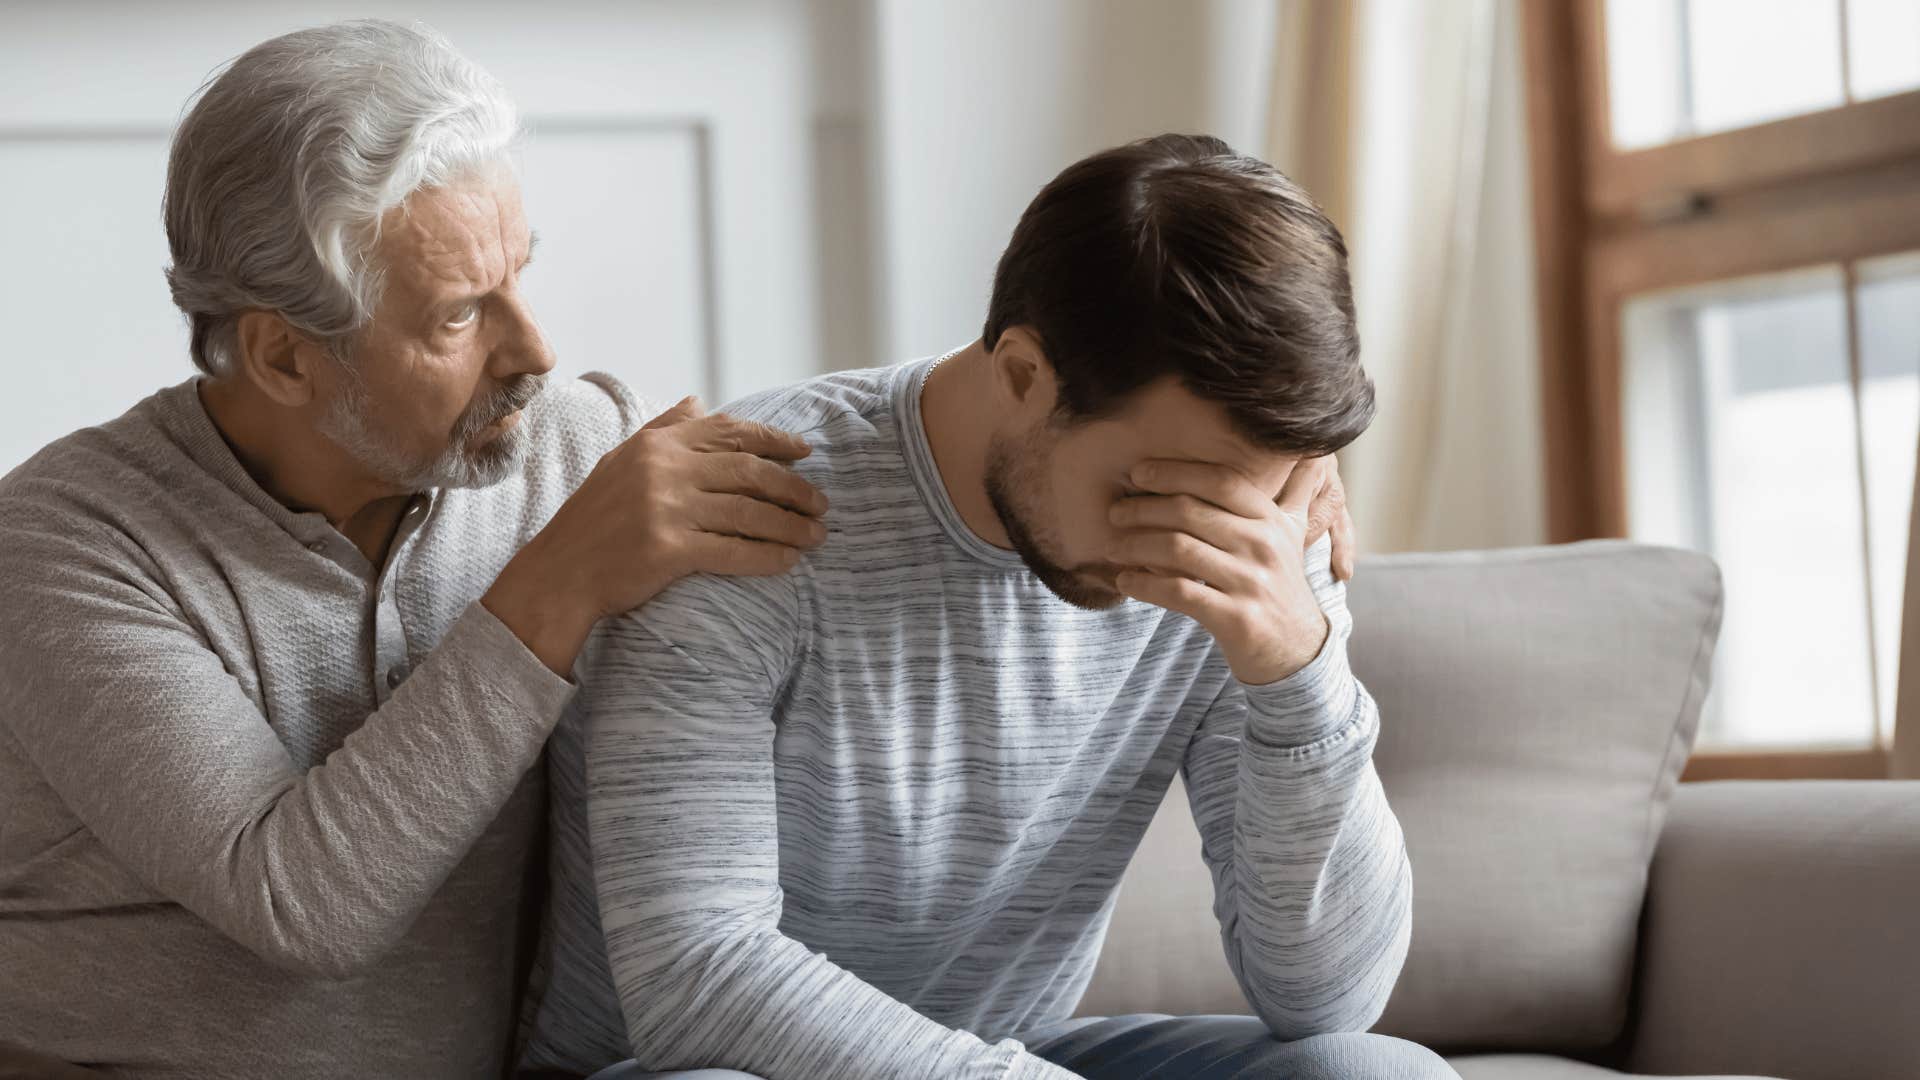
[1077,542,1920,1080]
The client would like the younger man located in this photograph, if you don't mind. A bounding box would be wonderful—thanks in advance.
[525,135,1450,1080]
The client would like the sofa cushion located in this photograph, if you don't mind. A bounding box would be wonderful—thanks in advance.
[1360,543,1720,1050]
[1075,542,1723,1053]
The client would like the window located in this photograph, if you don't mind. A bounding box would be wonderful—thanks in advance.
[1608,0,1920,150]
[1622,257,1918,752]
[1521,0,1920,777]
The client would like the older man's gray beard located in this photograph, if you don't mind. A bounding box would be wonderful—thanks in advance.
[319,367,547,491]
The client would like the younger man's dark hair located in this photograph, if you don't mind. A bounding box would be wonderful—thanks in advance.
[983,133,1373,456]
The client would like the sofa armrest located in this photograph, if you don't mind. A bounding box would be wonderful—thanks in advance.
[1626,780,1920,1080]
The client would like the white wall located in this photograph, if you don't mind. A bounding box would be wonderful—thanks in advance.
[0,0,858,471]
[2,1,1547,554]
[866,0,1277,362]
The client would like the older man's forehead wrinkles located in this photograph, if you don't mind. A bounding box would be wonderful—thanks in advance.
[396,196,509,303]
[493,184,534,268]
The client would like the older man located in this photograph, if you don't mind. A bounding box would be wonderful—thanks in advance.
[0,21,827,1080]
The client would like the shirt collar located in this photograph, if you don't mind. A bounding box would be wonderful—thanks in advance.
[150,377,438,547]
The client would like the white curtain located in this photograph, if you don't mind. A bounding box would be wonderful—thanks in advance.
[1267,0,1547,554]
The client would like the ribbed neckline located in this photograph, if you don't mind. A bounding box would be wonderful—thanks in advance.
[891,350,1026,571]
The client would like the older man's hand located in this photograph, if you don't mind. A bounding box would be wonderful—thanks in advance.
[1294,454,1357,583]
[484,397,827,675]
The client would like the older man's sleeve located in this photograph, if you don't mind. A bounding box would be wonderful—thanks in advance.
[585,575,1075,1080]
[1179,537,1413,1038]
[0,510,574,977]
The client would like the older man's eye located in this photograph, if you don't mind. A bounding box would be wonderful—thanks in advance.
[445,302,480,329]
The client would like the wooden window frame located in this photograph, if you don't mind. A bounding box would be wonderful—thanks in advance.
[1520,0,1920,780]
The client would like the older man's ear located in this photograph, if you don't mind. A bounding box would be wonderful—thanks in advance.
[232,310,323,408]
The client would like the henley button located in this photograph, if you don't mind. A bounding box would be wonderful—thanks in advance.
[386,665,406,690]
[305,541,325,553]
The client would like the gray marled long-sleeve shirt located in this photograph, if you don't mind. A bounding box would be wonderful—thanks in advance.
[523,357,1412,1079]
[0,373,642,1078]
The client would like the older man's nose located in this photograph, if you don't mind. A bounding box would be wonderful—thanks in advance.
[492,295,557,379]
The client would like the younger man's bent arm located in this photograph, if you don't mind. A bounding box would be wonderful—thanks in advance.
[1180,539,1413,1038]
[586,580,1074,1080]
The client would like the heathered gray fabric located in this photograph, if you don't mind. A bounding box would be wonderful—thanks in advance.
[523,357,1412,1079]
[0,372,643,1079]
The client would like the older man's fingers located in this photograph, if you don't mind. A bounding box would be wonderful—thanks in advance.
[1300,462,1345,541]
[1331,507,1358,582]
[696,493,828,550]
[685,534,806,578]
[641,395,704,430]
[701,452,829,515]
[1276,456,1324,519]
[685,413,814,462]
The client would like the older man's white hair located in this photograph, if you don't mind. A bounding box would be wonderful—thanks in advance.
[163,19,519,377]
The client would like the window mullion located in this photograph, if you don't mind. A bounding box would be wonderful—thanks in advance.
[1838,0,1855,106]
[1842,260,1884,743]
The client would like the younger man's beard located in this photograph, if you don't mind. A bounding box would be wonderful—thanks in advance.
[983,428,1125,612]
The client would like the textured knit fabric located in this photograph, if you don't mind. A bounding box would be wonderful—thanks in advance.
[0,373,644,1079]
[522,357,1412,1079]
[1021,1015,1457,1079]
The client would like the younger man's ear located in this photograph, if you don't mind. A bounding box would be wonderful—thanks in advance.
[986,326,1059,419]
[233,310,321,409]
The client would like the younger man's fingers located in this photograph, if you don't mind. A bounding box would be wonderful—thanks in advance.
[1111,530,1246,591]
[1110,494,1244,553]
[1115,568,1228,624]
[1130,460,1269,519]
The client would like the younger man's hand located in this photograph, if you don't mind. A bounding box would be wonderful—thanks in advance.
[1108,458,1333,686]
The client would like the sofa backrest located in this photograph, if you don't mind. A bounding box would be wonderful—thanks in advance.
[1076,541,1723,1053]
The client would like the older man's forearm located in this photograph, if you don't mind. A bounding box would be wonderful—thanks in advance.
[0,574,572,976]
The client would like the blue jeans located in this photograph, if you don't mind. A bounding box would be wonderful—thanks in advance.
[1023,1015,1459,1079]
[584,1014,1456,1079]
[587,1060,760,1068]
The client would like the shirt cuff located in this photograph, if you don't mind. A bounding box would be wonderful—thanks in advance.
[447,599,578,728]
[1239,623,1363,748]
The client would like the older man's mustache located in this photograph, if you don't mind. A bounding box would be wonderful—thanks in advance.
[456,373,547,441]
